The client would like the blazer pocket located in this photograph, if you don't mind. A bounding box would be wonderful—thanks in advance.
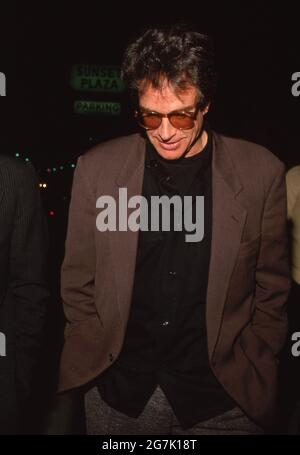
[239,323,278,367]
[64,314,103,338]
[238,233,261,257]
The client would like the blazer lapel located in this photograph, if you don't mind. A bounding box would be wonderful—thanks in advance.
[206,132,247,360]
[108,134,146,326]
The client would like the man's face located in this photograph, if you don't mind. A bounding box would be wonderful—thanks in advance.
[138,80,209,160]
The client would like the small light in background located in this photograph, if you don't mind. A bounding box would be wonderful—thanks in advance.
[49,211,55,217]
[15,153,20,158]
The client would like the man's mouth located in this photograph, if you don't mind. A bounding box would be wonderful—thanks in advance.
[158,140,182,151]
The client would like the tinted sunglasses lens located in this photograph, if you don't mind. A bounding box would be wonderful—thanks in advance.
[139,114,161,129]
[137,112,195,129]
[170,114,195,129]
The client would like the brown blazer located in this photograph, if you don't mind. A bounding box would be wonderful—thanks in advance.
[58,131,291,427]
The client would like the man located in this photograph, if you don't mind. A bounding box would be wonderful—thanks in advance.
[59,25,291,435]
[0,155,49,434]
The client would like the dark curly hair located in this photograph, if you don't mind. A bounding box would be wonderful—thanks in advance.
[121,24,217,110]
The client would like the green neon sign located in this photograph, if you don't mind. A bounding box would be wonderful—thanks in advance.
[74,100,121,115]
[71,65,125,93]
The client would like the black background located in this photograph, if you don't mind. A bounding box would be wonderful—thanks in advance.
[0,1,299,434]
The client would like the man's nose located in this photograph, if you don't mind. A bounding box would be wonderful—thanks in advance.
[157,117,177,141]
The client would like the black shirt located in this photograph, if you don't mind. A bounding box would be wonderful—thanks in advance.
[96,124,235,429]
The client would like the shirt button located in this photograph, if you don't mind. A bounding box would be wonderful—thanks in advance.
[169,271,177,277]
[162,321,170,326]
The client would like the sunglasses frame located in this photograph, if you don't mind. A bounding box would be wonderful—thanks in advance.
[135,102,202,130]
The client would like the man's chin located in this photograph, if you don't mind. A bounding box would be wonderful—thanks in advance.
[154,142,188,160]
[158,150,185,160]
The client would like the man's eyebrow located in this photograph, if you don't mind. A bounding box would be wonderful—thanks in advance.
[139,104,196,113]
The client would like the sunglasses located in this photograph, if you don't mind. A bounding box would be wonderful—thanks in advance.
[135,102,201,130]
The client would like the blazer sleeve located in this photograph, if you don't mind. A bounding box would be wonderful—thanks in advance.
[8,162,49,397]
[251,162,291,355]
[61,155,97,326]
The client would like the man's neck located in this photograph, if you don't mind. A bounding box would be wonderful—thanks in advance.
[185,129,208,158]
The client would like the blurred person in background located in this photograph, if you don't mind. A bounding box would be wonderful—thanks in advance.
[0,155,49,434]
[286,165,300,433]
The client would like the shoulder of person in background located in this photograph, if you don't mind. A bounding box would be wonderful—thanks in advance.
[286,165,300,219]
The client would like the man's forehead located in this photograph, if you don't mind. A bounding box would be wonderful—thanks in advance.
[140,78,196,94]
[138,81,198,107]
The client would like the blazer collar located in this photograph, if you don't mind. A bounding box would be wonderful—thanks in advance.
[115,130,243,198]
[115,133,145,189]
[212,131,243,197]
